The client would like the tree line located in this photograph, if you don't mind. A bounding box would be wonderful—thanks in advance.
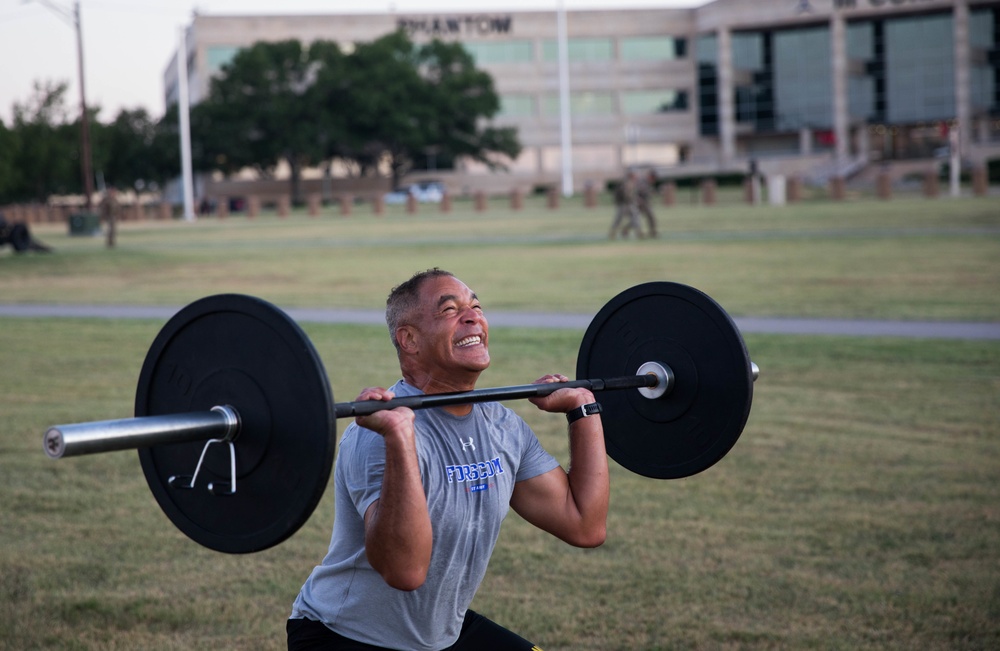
[0,31,520,206]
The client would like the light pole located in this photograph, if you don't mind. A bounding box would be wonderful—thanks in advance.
[29,0,95,210]
[556,0,573,198]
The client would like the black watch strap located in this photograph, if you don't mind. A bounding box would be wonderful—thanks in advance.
[566,402,602,425]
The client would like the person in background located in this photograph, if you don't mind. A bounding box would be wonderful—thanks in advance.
[608,171,642,239]
[636,170,658,239]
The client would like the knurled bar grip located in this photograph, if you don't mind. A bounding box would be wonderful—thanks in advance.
[44,405,239,460]
[334,373,662,418]
[42,373,663,459]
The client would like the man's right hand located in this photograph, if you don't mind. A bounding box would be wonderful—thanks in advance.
[354,387,416,438]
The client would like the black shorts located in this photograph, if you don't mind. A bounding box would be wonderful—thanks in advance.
[286,610,540,651]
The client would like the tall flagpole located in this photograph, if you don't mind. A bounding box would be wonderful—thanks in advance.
[177,26,197,221]
[557,0,573,197]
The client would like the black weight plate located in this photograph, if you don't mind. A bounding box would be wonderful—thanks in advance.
[577,282,752,479]
[136,294,336,553]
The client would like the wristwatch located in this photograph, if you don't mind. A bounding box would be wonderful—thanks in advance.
[566,402,602,425]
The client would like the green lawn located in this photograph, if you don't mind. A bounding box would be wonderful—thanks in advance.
[0,193,998,650]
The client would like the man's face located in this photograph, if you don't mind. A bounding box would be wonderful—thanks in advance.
[407,275,490,378]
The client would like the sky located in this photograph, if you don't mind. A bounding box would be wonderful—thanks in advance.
[0,0,700,125]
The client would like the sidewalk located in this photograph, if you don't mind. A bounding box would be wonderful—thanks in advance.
[1,303,999,340]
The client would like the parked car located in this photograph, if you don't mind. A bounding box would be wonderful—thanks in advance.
[384,181,446,204]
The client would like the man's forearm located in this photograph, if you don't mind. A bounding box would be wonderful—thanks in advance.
[566,416,610,545]
[365,429,433,591]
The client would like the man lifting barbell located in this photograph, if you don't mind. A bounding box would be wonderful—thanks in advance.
[287,268,607,650]
[43,276,757,647]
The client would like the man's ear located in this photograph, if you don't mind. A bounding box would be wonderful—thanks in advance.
[396,325,418,354]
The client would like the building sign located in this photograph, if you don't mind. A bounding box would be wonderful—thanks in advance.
[397,15,513,37]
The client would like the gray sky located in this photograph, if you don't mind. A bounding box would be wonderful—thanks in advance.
[0,0,698,124]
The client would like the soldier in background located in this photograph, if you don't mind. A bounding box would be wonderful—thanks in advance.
[608,171,642,239]
[636,170,658,238]
[101,188,119,249]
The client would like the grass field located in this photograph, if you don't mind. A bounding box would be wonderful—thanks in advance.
[1,192,998,650]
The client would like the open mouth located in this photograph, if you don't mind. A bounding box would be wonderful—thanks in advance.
[455,335,482,348]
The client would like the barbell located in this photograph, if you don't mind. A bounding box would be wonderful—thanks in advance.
[42,282,758,554]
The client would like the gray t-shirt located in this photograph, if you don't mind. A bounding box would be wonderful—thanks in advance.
[290,379,560,650]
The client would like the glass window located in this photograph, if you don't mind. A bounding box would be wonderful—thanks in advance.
[732,32,764,71]
[622,90,688,114]
[541,91,615,116]
[969,8,995,48]
[620,36,684,61]
[773,26,833,130]
[463,40,534,64]
[697,34,719,135]
[848,76,875,122]
[846,21,873,61]
[696,33,717,64]
[969,9,997,113]
[542,38,614,62]
[207,46,241,75]
[498,94,536,118]
[885,13,954,122]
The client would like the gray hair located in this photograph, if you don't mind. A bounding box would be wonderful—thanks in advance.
[385,268,455,353]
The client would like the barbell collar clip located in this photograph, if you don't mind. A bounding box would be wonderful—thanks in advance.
[168,436,237,496]
[636,362,674,400]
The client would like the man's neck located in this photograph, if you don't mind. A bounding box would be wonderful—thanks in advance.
[402,367,479,417]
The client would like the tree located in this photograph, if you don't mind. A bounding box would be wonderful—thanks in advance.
[300,40,353,197]
[183,32,521,196]
[336,31,436,188]
[95,108,169,192]
[7,81,81,202]
[191,40,328,203]
[335,31,521,189]
[0,120,21,203]
[415,39,520,174]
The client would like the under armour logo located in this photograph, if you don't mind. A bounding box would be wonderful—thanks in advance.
[459,437,475,452]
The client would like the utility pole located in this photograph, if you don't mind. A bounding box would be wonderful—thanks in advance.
[74,1,94,210]
[33,0,95,210]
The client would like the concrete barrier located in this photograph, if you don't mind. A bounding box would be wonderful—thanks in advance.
[547,187,559,209]
[973,165,988,197]
[876,172,891,200]
[662,181,676,207]
[767,175,786,206]
[787,176,802,203]
[510,189,523,211]
[829,177,846,201]
[923,172,939,198]
[700,179,716,205]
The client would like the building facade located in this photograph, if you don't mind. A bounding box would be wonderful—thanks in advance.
[164,0,1000,193]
